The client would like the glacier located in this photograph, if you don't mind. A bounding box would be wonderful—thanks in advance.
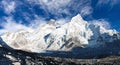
[0,14,120,53]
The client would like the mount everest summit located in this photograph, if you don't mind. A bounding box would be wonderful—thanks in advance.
[0,14,120,54]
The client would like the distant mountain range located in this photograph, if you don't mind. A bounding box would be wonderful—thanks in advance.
[0,14,120,58]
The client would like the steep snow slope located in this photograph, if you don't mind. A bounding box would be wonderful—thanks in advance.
[1,14,119,53]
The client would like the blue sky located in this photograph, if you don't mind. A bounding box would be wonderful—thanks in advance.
[0,0,120,35]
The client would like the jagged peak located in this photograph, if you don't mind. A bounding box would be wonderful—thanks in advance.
[47,19,56,25]
[47,19,60,26]
[70,14,87,25]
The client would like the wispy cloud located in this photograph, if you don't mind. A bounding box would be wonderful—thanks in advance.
[80,6,93,16]
[2,0,16,14]
[91,19,111,29]
[96,0,119,7]
[0,17,33,35]
[0,0,116,35]
[27,0,93,18]
[28,15,47,28]
[27,0,71,16]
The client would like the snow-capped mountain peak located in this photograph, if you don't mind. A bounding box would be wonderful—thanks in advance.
[71,14,87,25]
[0,14,119,53]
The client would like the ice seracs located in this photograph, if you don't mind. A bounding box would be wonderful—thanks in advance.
[0,14,119,53]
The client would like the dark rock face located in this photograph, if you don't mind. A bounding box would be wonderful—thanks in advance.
[0,36,120,65]
[0,46,80,65]
[1,46,120,65]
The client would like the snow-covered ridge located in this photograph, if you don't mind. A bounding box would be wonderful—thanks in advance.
[0,14,119,53]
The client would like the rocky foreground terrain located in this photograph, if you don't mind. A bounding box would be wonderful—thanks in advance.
[0,45,120,65]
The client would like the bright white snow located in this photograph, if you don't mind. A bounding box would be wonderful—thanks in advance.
[0,14,118,53]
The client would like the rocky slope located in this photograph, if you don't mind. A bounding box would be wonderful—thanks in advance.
[0,45,120,65]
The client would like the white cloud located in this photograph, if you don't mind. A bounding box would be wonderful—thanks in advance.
[28,15,46,28]
[27,0,71,15]
[91,19,111,29]
[27,0,93,17]
[56,18,69,24]
[80,6,93,16]
[97,0,119,7]
[2,0,16,14]
[41,0,71,16]
[0,17,33,35]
